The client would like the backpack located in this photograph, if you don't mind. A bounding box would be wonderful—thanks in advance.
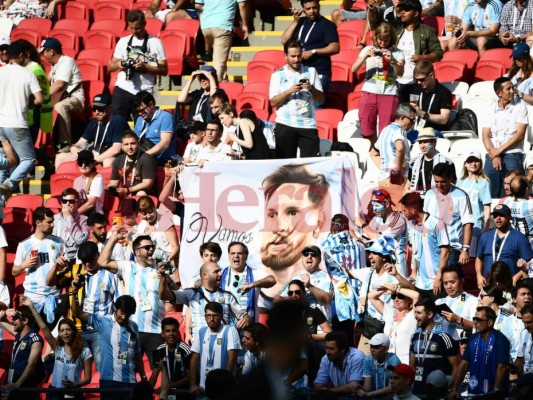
[448,108,478,134]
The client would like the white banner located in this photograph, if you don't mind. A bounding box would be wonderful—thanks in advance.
[178,157,361,291]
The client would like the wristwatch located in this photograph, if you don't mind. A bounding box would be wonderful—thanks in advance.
[311,49,317,55]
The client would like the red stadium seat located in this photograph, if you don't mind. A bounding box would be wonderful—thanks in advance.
[433,61,467,82]
[479,48,513,69]
[3,222,33,253]
[316,108,343,140]
[48,30,79,54]
[82,80,106,110]
[63,2,89,19]
[130,0,152,11]
[83,31,116,50]
[247,108,269,120]
[338,20,366,37]
[218,81,244,106]
[99,166,113,186]
[56,161,79,175]
[242,82,269,96]
[252,49,286,67]
[94,2,125,21]
[422,16,444,36]
[246,61,277,84]
[90,19,127,38]
[160,30,188,76]
[3,207,33,225]
[338,31,361,51]
[331,49,362,64]
[442,49,478,80]
[317,121,333,140]
[145,18,163,37]
[164,19,200,58]
[102,0,133,10]
[53,19,90,36]
[45,196,63,214]
[331,61,353,83]
[236,92,269,113]
[473,61,506,82]
[77,48,114,68]
[16,18,52,37]
[77,59,104,82]
[78,0,98,9]
[50,174,77,196]
[5,194,43,210]
[347,91,363,110]
[10,30,41,48]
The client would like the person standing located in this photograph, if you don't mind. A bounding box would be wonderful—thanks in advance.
[0,39,43,198]
[281,0,340,93]
[516,304,533,373]
[269,39,324,159]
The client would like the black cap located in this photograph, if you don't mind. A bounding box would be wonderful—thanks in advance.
[491,204,511,217]
[302,245,321,256]
[77,150,95,164]
[77,241,98,262]
[92,93,112,107]
[191,121,206,132]
[116,198,137,215]
[397,0,422,13]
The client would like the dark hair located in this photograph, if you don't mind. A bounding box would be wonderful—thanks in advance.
[488,261,513,292]
[324,330,349,352]
[33,207,54,225]
[511,175,530,198]
[62,188,79,199]
[476,306,497,321]
[239,109,258,122]
[205,301,223,314]
[262,164,329,208]
[521,304,533,317]
[134,90,155,107]
[432,162,455,179]
[210,90,229,104]
[87,212,106,226]
[494,76,511,92]
[16,305,35,326]
[22,39,44,69]
[414,297,437,316]
[161,317,180,330]
[512,281,531,299]
[228,241,249,255]
[300,0,319,5]
[8,39,27,59]
[56,319,84,361]
[331,214,350,229]
[133,235,152,251]
[441,264,464,279]
[205,369,235,400]
[127,9,146,24]
[206,119,223,133]
[288,279,306,294]
[481,284,505,306]
[243,323,268,347]
[399,191,423,210]
[199,242,222,258]
[115,295,137,315]
[283,39,302,54]
[121,130,139,141]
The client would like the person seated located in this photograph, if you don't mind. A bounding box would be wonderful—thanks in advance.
[182,121,206,164]
[0,0,66,26]
[509,42,533,106]
[176,66,218,127]
[55,94,129,169]
[407,60,452,132]
[145,0,200,24]
[440,0,471,52]
[196,119,232,165]
[331,0,382,26]
[73,150,105,216]
[108,131,157,197]
[497,0,533,48]
[448,0,503,55]
[421,0,444,16]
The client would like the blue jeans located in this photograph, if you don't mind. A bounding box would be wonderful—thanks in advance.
[82,330,101,371]
[0,127,36,189]
[484,152,525,198]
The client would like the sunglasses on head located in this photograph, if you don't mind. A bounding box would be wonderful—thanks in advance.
[391,293,406,300]
[288,290,302,296]
[137,244,155,251]
[61,198,76,204]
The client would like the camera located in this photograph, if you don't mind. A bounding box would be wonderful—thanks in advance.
[73,274,85,289]
[374,50,382,57]
[121,58,136,80]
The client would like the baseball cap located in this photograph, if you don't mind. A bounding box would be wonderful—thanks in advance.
[367,236,397,259]
[491,204,511,217]
[302,245,321,256]
[92,94,112,108]
[416,127,437,142]
[39,37,62,53]
[0,36,10,47]
[116,198,137,215]
[199,65,217,78]
[459,329,470,343]
[426,370,451,389]
[77,150,95,165]
[368,333,390,347]
[465,150,482,161]
[77,241,98,262]
[387,364,415,382]
[512,41,530,59]
[397,0,422,13]
[191,121,207,132]
[371,189,392,203]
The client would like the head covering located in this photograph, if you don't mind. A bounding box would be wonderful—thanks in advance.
[368,333,390,347]
[416,127,437,141]
[77,150,95,164]
[117,198,137,215]
[199,65,217,79]
[491,204,511,217]
[0,36,11,47]
[397,0,422,13]
[512,41,530,59]
[92,94,112,107]
[367,236,397,259]
[387,364,415,382]
[39,37,62,53]
[302,245,321,256]
[426,370,451,389]
[465,150,482,161]
[371,189,392,203]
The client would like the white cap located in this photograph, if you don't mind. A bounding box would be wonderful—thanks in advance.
[465,150,482,160]
[368,333,390,347]
[0,36,10,47]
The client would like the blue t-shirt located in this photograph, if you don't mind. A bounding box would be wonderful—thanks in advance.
[462,0,502,31]
[476,228,533,275]
[195,0,246,32]
[362,353,401,395]
[134,107,176,162]
[81,114,129,154]
[463,330,510,395]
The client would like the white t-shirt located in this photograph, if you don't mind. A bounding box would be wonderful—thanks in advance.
[0,63,42,128]
[483,99,528,154]
[51,55,84,104]
[113,34,167,95]
[197,142,232,162]
[183,142,204,163]
[74,174,105,214]
[0,282,9,341]
[383,304,417,364]
[396,30,415,84]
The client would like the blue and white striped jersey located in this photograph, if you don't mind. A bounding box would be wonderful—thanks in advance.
[435,292,477,340]
[51,346,92,388]
[502,197,533,242]
[374,123,410,180]
[501,313,525,361]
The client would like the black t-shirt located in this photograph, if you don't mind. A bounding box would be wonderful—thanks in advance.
[110,151,156,187]
[304,305,327,334]
[187,90,210,123]
[291,16,339,76]
[154,342,191,384]
[409,81,453,131]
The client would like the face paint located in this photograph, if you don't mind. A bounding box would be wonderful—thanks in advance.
[425,143,434,150]
[372,201,386,213]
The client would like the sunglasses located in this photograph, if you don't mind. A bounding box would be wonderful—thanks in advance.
[61,198,77,204]
[472,317,489,322]
[479,293,490,299]
[391,293,406,300]
[232,275,241,288]
[403,115,416,122]
[288,290,302,296]
[92,106,106,112]
[77,160,93,166]
[137,245,155,251]
[302,251,318,258]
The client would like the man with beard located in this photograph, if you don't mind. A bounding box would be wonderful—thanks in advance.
[502,282,532,361]
[13,207,65,314]
[220,242,275,322]
[409,297,459,396]
[158,261,250,340]
[98,231,165,366]
[259,163,329,303]
[86,212,125,261]
[314,330,365,395]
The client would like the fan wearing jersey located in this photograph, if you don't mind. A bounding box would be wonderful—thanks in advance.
[19,297,92,400]
[71,295,146,400]
[501,282,531,361]
[516,304,533,373]
[503,175,533,246]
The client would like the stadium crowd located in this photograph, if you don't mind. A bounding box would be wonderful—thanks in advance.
[1,0,533,399]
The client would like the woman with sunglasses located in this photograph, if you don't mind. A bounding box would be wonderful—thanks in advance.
[136,196,180,282]
[72,150,105,216]
[508,42,533,106]
[457,150,492,258]
[351,23,405,150]
[368,272,418,364]
[19,296,92,400]
[477,284,511,331]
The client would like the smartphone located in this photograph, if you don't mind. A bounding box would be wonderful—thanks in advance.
[112,216,123,226]
[299,78,309,84]
[436,303,453,315]
[152,349,161,364]
[454,29,462,38]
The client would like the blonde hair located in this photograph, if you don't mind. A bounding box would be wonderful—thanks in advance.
[137,195,156,213]
[461,158,489,180]
[372,23,398,49]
